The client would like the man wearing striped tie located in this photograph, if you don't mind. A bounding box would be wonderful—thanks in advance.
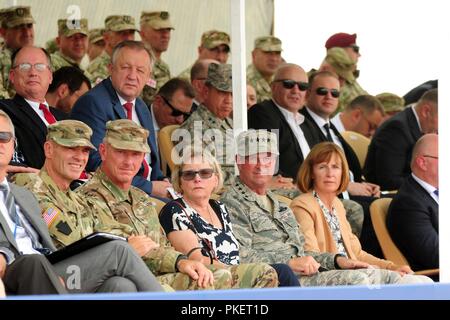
[71,40,171,199]
[0,46,67,171]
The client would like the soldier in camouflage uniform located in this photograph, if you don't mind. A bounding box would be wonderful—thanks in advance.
[246,36,283,103]
[87,15,137,84]
[87,28,105,62]
[140,11,174,106]
[376,92,405,117]
[78,119,257,290]
[178,30,230,82]
[323,33,368,113]
[178,63,236,186]
[220,130,406,286]
[13,119,165,292]
[45,38,59,55]
[0,6,35,99]
[50,18,93,81]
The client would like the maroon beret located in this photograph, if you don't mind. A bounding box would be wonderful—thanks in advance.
[325,33,357,49]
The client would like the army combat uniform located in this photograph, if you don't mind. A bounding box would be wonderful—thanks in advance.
[78,169,278,290]
[179,103,235,186]
[246,36,283,103]
[220,177,403,286]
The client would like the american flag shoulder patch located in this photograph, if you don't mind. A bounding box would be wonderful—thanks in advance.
[42,207,60,226]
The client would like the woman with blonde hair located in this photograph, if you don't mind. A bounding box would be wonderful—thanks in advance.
[290,142,432,283]
[159,147,299,287]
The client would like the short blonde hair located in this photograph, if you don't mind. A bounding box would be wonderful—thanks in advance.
[171,146,223,194]
[297,142,349,194]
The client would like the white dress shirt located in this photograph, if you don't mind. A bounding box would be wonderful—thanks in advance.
[24,98,52,126]
[274,101,310,159]
[412,173,439,204]
[331,112,345,133]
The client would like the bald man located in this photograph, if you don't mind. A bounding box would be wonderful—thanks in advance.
[387,134,438,275]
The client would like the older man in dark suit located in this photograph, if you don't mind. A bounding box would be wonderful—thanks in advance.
[0,110,163,295]
[0,46,67,170]
[248,63,320,180]
[387,134,439,274]
[364,89,438,191]
[71,40,171,198]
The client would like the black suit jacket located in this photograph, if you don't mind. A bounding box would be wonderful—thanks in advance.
[0,95,67,169]
[364,107,422,190]
[386,175,438,271]
[248,99,320,179]
[300,107,363,182]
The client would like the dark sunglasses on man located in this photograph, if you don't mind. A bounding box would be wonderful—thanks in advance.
[0,131,14,143]
[180,168,214,181]
[349,45,360,54]
[161,96,191,118]
[274,79,309,91]
[315,87,340,98]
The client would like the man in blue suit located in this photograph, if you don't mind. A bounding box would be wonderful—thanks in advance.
[71,40,171,198]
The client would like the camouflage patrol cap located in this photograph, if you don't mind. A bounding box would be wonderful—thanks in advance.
[376,92,405,113]
[47,120,96,150]
[105,119,150,153]
[140,11,174,30]
[325,33,357,49]
[88,28,105,44]
[1,6,35,29]
[201,30,230,49]
[325,47,355,82]
[104,15,137,32]
[58,19,88,37]
[206,63,232,92]
[254,36,282,52]
[237,130,279,156]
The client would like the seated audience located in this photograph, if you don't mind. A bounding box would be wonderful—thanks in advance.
[159,147,299,286]
[387,134,439,275]
[290,142,432,284]
[0,113,164,295]
[77,119,255,290]
[221,130,403,287]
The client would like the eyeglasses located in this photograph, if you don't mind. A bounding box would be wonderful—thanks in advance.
[274,79,309,91]
[0,132,14,143]
[349,45,360,54]
[315,87,340,98]
[423,155,438,159]
[12,63,50,72]
[161,96,191,118]
[180,168,214,181]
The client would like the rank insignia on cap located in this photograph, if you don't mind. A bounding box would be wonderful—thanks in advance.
[17,8,24,16]
[160,12,168,19]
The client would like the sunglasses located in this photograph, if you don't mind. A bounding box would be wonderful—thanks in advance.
[315,87,340,98]
[180,168,214,181]
[274,79,309,91]
[161,96,191,118]
[349,45,360,54]
[0,132,14,143]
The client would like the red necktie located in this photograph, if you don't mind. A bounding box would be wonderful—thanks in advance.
[39,103,56,124]
[123,102,150,180]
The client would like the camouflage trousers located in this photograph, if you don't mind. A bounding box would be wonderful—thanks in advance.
[299,268,431,287]
[299,268,396,287]
[342,199,364,238]
[156,263,278,291]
